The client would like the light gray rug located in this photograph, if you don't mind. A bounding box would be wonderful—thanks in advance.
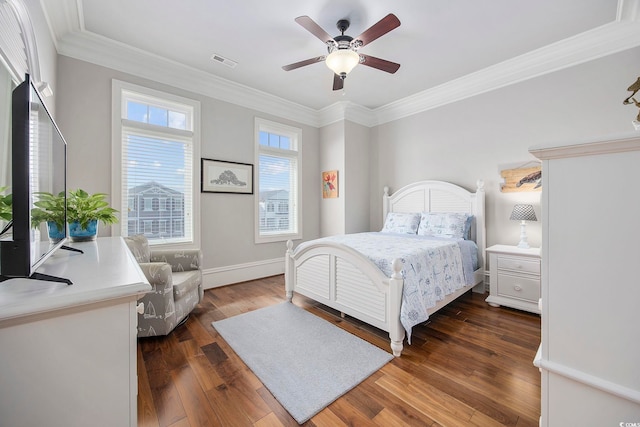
[212,302,393,424]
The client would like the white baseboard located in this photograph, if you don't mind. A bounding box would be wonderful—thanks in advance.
[202,257,285,289]
[203,260,492,293]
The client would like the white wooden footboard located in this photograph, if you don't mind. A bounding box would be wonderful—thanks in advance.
[285,240,405,357]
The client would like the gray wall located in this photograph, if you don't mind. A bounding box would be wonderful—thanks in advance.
[344,121,371,234]
[319,120,372,236]
[55,56,321,270]
[319,121,345,236]
[51,41,640,275]
[370,46,640,251]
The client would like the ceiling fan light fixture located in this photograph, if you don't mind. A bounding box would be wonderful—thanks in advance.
[325,49,360,77]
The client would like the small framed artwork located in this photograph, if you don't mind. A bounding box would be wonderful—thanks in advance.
[322,170,338,198]
[201,158,254,194]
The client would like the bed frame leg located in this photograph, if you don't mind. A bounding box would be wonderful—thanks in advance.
[285,240,294,302]
[390,340,403,357]
[389,258,405,357]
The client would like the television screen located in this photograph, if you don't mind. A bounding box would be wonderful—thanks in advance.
[0,74,68,282]
[28,81,67,269]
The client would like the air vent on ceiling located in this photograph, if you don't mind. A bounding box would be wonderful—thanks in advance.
[210,53,237,68]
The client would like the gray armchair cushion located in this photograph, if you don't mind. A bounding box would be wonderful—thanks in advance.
[150,249,202,272]
[172,270,201,298]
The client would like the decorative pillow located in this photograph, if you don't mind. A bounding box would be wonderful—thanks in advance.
[124,234,151,263]
[418,212,471,239]
[381,212,421,234]
[464,215,475,240]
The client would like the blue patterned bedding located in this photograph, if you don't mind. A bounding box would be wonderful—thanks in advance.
[296,232,478,343]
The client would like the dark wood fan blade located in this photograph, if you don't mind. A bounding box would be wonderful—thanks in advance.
[359,54,400,74]
[295,16,334,44]
[282,56,325,71]
[353,13,401,47]
[333,74,344,91]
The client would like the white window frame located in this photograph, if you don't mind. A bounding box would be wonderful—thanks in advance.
[111,80,200,248]
[254,117,302,244]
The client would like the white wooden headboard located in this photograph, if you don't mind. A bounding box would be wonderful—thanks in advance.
[383,180,486,268]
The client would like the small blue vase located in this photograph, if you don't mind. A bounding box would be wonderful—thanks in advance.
[69,219,98,242]
[47,221,66,243]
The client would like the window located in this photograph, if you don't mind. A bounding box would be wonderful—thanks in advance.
[112,80,200,246]
[255,118,301,243]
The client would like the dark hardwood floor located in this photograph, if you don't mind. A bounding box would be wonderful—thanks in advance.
[137,275,541,426]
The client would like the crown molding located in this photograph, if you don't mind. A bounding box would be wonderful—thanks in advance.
[318,101,375,127]
[57,30,321,127]
[39,0,82,50]
[43,0,640,129]
[372,20,640,125]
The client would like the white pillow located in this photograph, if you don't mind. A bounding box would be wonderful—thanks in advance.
[418,212,470,239]
[381,212,421,234]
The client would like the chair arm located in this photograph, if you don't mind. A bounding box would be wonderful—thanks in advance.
[137,262,173,289]
[150,249,202,272]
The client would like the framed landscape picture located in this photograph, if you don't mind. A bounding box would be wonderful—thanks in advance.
[201,158,253,194]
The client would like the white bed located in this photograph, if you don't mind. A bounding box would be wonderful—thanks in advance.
[285,180,486,357]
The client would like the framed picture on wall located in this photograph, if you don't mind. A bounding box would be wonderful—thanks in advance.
[322,170,338,198]
[201,158,254,194]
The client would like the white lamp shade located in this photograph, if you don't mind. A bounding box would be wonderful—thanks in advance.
[325,49,360,76]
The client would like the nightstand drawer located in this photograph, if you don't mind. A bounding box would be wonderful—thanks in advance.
[497,273,540,302]
[497,256,540,275]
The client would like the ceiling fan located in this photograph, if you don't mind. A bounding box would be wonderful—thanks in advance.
[282,13,401,91]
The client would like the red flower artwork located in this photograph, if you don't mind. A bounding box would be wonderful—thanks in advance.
[322,171,338,198]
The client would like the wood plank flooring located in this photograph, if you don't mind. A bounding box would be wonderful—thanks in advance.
[137,275,541,426]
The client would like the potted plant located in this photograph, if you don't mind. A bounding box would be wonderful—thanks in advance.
[66,189,118,242]
[30,191,66,242]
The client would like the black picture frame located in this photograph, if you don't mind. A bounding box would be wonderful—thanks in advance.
[201,158,254,194]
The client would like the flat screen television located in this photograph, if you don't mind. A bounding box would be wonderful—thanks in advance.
[0,74,71,284]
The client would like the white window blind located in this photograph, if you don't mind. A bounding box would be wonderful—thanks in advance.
[120,125,193,242]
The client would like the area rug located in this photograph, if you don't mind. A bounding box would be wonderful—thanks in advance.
[212,302,393,424]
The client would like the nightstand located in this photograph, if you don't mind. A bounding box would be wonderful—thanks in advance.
[485,244,540,314]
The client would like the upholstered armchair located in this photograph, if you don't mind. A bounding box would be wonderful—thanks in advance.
[124,234,204,337]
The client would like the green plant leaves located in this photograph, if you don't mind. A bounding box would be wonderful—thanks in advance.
[67,189,118,229]
[0,186,11,221]
[30,189,119,229]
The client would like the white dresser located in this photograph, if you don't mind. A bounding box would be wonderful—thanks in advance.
[0,237,150,427]
[530,135,640,426]
[485,245,541,314]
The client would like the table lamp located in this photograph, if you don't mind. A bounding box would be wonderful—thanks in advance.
[510,204,537,249]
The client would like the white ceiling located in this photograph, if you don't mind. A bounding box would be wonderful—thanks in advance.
[42,0,639,117]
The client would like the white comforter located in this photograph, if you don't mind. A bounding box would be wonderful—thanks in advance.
[300,232,476,343]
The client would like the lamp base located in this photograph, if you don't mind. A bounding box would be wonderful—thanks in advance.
[517,221,530,249]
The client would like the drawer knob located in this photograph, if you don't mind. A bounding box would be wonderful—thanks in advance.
[514,285,522,291]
